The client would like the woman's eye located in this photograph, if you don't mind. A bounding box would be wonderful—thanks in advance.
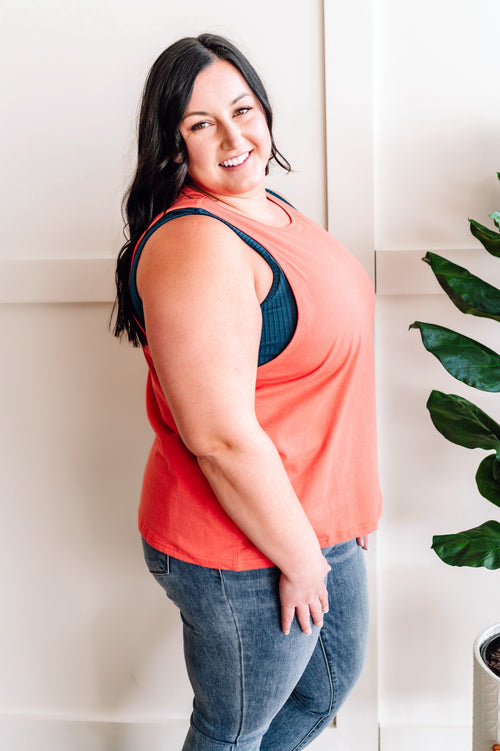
[234,107,251,117]
[191,121,210,131]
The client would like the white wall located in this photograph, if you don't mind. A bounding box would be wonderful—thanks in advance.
[0,0,325,264]
[2,1,500,749]
[374,0,500,253]
[0,1,331,749]
[374,0,500,747]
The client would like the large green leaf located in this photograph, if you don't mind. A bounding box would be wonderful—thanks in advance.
[410,322,500,391]
[469,219,500,257]
[432,520,500,569]
[476,454,500,508]
[427,390,500,456]
[423,252,500,322]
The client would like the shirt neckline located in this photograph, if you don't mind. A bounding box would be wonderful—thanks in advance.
[181,186,296,231]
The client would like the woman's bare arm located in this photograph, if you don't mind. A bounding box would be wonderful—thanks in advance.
[137,215,330,634]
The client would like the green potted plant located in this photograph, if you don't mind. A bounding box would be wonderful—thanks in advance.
[410,172,500,751]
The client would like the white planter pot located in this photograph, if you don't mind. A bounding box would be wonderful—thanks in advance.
[473,623,500,751]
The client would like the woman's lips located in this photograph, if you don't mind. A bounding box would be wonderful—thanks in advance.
[219,150,251,168]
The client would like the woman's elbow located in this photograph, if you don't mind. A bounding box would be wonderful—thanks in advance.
[180,425,242,461]
[180,421,260,464]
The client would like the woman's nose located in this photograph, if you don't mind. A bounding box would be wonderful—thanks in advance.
[220,120,244,149]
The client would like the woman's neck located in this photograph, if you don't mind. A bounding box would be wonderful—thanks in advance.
[187,181,291,228]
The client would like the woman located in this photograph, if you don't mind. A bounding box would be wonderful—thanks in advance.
[114,33,381,751]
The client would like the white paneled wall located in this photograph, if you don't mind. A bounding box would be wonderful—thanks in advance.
[373,0,500,252]
[2,1,500,749]
[376,293,499,750]
[0,2,334,749]
[0,0,325,263]
[373,0,500,746]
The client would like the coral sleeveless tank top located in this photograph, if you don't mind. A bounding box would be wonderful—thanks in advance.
[134,186,382,570]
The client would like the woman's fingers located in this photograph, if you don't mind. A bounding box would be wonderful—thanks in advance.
[319,584,329,614]
[279,558,331,635]
[295,603,313,635]
[356,535,368,550]
[283,598,325,635]
[281,602,295,636]
[280,589,329,635]
[308,599,325,629]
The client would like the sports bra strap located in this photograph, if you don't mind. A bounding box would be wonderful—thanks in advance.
[129,207,283,330]
[265,188,295,208]
[128,194,298,365]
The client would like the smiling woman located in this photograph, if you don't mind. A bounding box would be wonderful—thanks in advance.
[178,61,272,201]
[112,32,381,751]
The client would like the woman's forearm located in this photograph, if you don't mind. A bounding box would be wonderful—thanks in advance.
[196,427,324,577]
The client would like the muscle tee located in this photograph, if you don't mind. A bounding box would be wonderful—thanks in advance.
[133,185,382,570]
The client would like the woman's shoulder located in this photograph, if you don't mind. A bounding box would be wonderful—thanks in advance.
[135,208,258,320]
[142,186,243,248]
[145,208,240,252]
[136,202,252,296]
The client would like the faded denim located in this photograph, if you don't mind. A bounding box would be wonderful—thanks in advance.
[142,537,368,751]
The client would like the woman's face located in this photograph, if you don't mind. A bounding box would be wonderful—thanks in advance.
[179,59,272,198]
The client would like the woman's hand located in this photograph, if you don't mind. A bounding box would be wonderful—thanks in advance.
[356,535,368,550]
[279,555,331,635]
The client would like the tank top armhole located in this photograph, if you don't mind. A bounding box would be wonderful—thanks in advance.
[128,206,297,363]
[129,208,206,333]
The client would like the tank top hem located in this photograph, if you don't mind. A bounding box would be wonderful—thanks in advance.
[139,513,381,571]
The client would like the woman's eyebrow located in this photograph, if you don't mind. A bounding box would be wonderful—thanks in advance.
[231,92,252,105]
[182,92,252,121]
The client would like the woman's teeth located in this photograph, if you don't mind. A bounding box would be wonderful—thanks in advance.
[220,151,250,168]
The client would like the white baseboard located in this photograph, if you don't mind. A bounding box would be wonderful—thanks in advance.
[0,713,378,751]
[0,715,189,751]
[3,716,471,751]
[380,723,472,751]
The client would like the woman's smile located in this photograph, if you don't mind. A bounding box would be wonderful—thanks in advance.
[219,150,252,168]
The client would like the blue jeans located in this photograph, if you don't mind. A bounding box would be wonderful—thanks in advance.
[142,538,368,751]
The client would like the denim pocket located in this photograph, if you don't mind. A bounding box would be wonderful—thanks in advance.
[142,537,170,575]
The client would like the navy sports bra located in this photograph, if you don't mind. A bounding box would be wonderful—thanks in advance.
[129,192,298,366]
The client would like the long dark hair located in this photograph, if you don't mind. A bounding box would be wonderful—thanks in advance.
[112,33,291,346]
